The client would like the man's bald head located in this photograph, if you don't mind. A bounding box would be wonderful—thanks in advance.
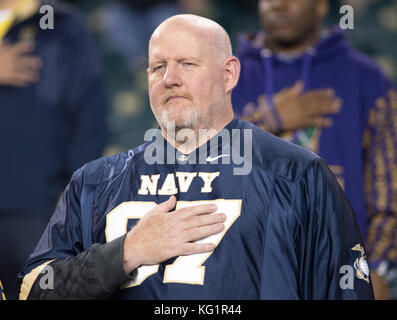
[149,14,232,65]
[147,14,240,136]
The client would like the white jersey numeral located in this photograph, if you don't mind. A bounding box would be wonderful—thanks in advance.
[105,199,241,287]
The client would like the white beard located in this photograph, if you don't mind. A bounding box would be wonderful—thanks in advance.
[157,106,200,131]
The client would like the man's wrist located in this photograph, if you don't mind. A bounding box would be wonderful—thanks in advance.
[122,231,143,275]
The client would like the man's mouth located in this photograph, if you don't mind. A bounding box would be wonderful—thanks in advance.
[166,96,187,103]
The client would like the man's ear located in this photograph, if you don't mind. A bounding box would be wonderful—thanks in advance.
[224,56,241,94]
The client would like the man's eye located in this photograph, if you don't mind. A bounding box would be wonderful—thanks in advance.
[183,62,196,67]
[152,65,164,72]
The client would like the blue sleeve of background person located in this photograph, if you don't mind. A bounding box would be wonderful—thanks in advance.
[260,159,374,299]
[360,57,397,278]
[59,11,108,177]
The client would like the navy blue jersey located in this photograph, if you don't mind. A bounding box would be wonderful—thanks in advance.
[20,119,373,299]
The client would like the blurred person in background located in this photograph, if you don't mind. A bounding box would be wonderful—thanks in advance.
[0,0,108,299]
[232,0,397,299]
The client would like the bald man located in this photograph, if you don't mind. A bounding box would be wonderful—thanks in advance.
[19,14,373,300]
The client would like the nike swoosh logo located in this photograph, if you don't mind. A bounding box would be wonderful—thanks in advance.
[206,154,230,162]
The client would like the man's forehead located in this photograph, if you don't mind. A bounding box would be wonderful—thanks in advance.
[149,29,210,60]
[150,26,209,49]
[148,14,232,63]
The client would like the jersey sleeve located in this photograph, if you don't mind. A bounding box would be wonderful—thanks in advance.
[18,170,134,300]
[18,170,84,299]
[295,158,374,299]
[363,76,397,281]
[23,235,133,300]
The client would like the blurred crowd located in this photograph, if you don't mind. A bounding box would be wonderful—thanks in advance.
[0,0,396,299]
[60,0,397,153]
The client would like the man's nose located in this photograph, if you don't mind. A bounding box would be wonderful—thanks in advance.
[163,64,182,88]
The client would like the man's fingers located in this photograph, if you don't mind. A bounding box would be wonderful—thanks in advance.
[177,203,218,217]
[319,97,342,114]
[311,116,333,128]
[16,56,43,71]
[153,195,177,213]
[277,80,304,97]
[289,80,304,96]
[181,242,217,256]
[301,93,342,116]
[6,72,38,87]
[303,88,335,98]
[308,98,341,116]
[10,41,36,54]
[185,223,225,243]
[301,89,335,107]
[14,67,40,82]
[184,213,226,229]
